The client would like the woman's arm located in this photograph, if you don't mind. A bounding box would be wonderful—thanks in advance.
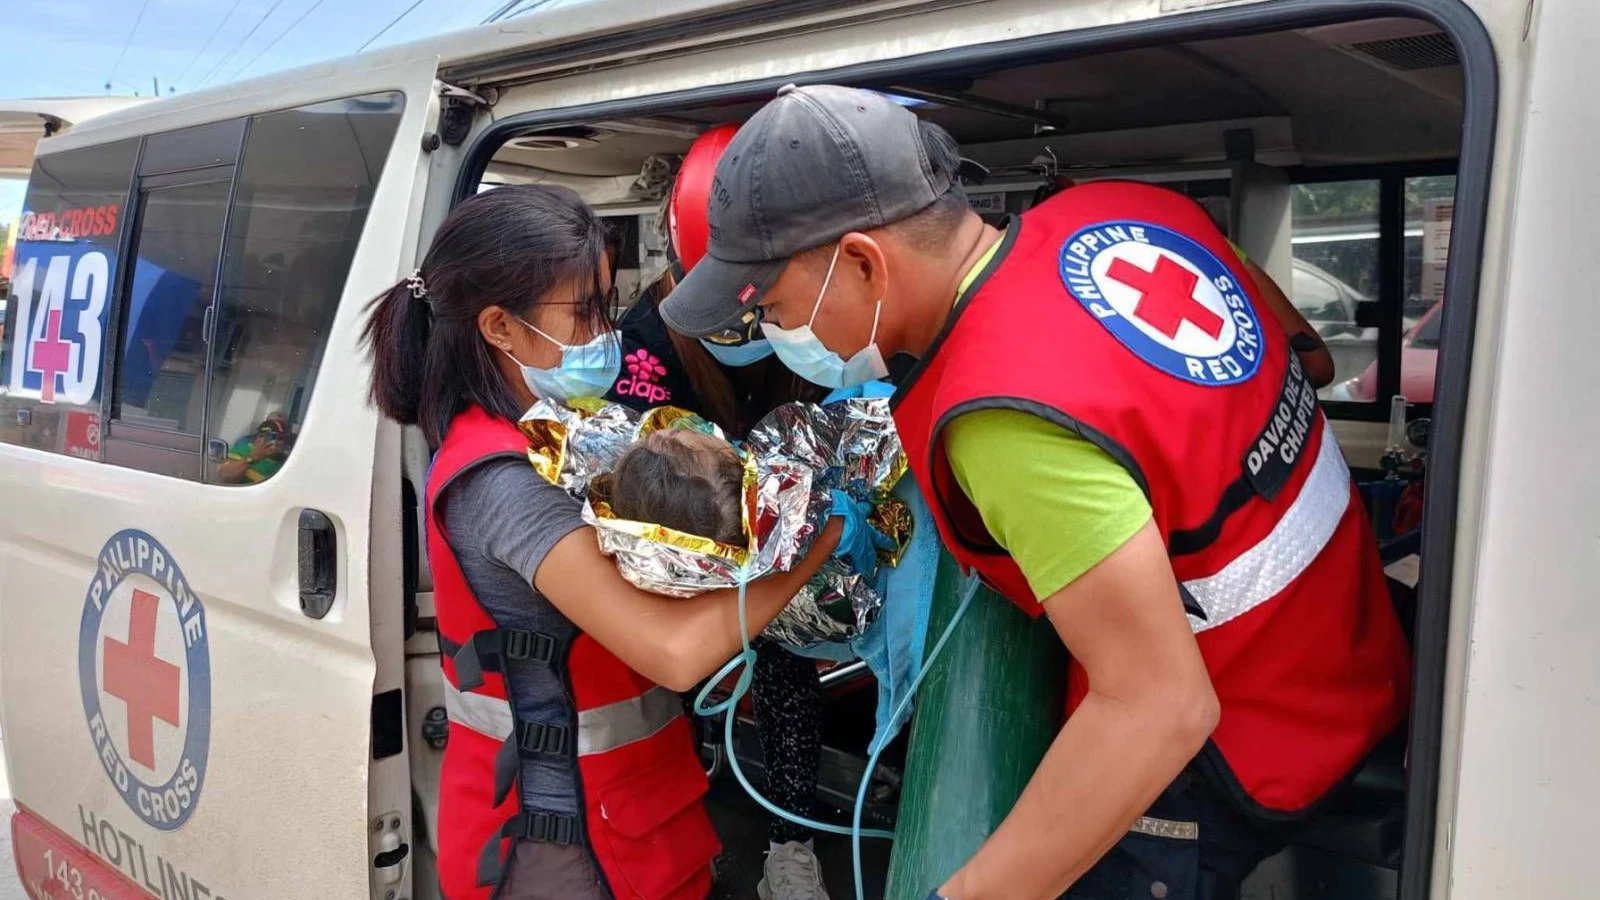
[1243,257,1337,388]
[534,519,842,690]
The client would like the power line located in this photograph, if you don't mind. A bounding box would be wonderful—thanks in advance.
[174,0,248,88]
[105,0,155,89]
[232,0,331,80]
[358,0,431,52]
[198,0,289,88]
[497,0,560,23]
[480,0,523,25]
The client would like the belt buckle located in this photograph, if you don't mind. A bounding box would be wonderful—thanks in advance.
[519,721,569,756]
[502,629,532,660]
[503,630,557,663]
[527,813,577,845]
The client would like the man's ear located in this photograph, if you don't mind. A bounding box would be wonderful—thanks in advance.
[837,231,889,303]
[478,305,516,352]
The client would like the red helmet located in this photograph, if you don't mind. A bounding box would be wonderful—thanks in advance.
[667,123,740,273]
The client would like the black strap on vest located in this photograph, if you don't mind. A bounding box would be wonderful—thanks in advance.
[492,720,573,806]
[1169,349,1321,559]
[475,811,582,886]
[442,628,559,691]
[1167,476,1256,558]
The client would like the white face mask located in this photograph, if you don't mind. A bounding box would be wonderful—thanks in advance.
[760,244,889,389]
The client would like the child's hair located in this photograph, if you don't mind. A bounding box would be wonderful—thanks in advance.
[608,430,744,544]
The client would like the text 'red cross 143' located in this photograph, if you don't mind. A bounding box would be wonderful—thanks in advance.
[29,309,73,403]
[103,589,181,770]
[1107,255,1225,340]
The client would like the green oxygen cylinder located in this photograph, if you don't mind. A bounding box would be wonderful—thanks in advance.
[884,552,1067,900]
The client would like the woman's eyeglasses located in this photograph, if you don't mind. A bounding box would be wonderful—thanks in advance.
[550,284,621,321]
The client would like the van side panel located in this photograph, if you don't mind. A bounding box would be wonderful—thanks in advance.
[1446,1,1600,897]
[0,58,439,900]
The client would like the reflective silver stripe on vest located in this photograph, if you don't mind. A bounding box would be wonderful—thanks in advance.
[1129,816,1199,841]
[1184,421,1351,634]
[577,686,682,756]
[444,679,515,741]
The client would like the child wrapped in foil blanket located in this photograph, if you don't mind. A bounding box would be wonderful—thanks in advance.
[518,397,910,648]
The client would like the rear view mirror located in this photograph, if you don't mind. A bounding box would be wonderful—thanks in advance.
[1355,301,1382,329]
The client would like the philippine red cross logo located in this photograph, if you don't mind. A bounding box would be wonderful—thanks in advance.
[80,530,210,831]
[1103,255,1226,341]
[102,589,182,770]
[1060,221,1264,386]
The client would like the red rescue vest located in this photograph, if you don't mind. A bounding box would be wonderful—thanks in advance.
[891,182,1410,816]
[427,406,719,900]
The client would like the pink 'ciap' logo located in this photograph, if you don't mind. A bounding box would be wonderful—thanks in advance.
[616,349,672,404]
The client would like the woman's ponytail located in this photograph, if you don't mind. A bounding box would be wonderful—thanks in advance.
[362,277,432,427]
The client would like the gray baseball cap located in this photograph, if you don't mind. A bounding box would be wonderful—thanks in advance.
[660,84,953,338]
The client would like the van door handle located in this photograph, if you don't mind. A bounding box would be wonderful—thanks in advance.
[298,510,337,619]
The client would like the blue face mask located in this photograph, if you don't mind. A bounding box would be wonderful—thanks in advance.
[761,244,889,389]
[505,317,622,403]
[699,337,776,368]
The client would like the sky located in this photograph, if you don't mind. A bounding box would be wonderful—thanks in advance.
[0,0,580,220]
[3,0,537,99]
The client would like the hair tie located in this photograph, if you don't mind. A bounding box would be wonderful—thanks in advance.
[405,268,428,300]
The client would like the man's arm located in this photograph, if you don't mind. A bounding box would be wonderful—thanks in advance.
[937,519,1219,900]
[215,441,260,484]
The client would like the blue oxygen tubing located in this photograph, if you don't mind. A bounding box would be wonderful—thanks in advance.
[692,564,983,900]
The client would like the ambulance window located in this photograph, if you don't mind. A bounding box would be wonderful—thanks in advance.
[205,92,404,485]
[1289,179,1380,400]
[112,177,232,435]
[0,139,139,459]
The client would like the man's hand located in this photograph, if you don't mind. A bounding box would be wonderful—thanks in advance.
[830,490,895,581]
[937,520,1219,900]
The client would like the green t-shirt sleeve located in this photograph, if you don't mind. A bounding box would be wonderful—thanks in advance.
[943,409,1152,602]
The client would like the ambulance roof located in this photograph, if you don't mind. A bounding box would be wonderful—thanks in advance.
[36,0,780,152]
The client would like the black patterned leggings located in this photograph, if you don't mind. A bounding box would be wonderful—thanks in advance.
[751,639,822,844]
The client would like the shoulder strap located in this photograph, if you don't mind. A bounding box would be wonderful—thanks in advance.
[427,406,533,512]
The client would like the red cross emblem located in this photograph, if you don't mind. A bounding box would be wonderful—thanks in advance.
[28,309,73,403]
[1106,255,1225,340]
[103,589,181,770]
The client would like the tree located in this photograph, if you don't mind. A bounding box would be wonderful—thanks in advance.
[1292,182,1378,223]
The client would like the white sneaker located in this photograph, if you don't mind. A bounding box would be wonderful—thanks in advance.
[757,841,832,900]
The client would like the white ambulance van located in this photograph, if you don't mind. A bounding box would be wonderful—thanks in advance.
[0,0,1590,898]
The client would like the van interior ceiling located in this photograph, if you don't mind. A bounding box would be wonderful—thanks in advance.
[445,14,1463,900]
[479,17,1461,201]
